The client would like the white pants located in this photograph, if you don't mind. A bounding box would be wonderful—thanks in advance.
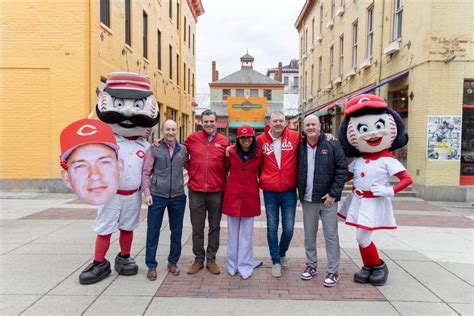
[93,192,142,235]
[226,215,261,279]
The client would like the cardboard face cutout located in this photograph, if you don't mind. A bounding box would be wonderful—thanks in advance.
[59,119,122,205]
[346,113,398,153]
[96,72,159,138]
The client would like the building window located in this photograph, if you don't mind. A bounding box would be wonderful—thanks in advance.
[183,62,186,92]
[192,74,195,97]
[461,80,474,183]
[125,0,131,45]
[169,45,172,80]
[352,20,358,68]
[264,89,272,101]
[319,5,323,35]
[339,35,344,76]
[293,76,299,88]
[310,64,314,96]
[236,89,244,97]
[222,89,230,100]
[100,0,110,27]
[318,56,322,90]
[169,0,172,19]
[176,54,180,85]
[331,0,336,20]
[283,76,289,86]
[176,1,180,30]
[188,25,191,49]
[250,89,258,97]
[180,114,187,143]
[311,18,315,47]
[157,30,162,70]
[183,16,187,42]
[341,0,345,9]
[300,37,303,59]
[393,0,403,40]
[187,68,190,92]
[192,34,195,55]
[304,28,308,52]
[143,12,148,59]
[367,6,374,58]
[329,45,334,82]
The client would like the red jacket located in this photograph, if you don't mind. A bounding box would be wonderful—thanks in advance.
[184,130,230,192]
[222,146,263,217]
[257,127,300,192]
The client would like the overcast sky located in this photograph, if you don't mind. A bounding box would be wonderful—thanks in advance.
[195,0,306,94]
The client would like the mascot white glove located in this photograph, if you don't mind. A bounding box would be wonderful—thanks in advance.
[371,183,395,198]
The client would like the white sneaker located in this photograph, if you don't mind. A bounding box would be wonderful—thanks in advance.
[280,257,289,269]
[271,263,282,278]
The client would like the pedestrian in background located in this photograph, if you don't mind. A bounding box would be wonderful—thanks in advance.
[142,119,187,281]
[297,114,348,287]
[222,125,263,280]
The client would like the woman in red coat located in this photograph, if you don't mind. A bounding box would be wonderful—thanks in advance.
[222,125,263,279]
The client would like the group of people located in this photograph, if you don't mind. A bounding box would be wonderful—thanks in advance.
[60,72,411,288]
[140,109,349,287]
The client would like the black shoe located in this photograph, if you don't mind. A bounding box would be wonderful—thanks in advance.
[354,266,372,284]
[369,260,389,286]
[114,254,138,276]
[79,260,111,285]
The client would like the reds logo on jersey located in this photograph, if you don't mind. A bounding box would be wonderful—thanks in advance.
[136,150,145,158]
[262,138,294,155]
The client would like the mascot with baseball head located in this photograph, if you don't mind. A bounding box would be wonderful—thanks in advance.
[338,94,412,286]
[76,72,159,285]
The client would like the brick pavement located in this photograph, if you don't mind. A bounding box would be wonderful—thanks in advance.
[156,257,385,301]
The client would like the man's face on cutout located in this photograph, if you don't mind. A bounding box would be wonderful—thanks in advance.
[61,143,123,205]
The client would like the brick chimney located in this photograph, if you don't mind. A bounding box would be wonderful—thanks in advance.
[212,61,219,81]
[277,62,283,82]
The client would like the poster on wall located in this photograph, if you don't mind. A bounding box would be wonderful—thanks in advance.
[426,115,462,161]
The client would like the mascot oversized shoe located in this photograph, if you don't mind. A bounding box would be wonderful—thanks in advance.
[114,254,139,276]
[369,260,389,286]
[354,266,372,284]
[79,260,112,285]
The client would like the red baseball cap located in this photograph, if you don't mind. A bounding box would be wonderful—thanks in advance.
[60,118,119,162]
[344,94,387,116]
[237,125,254,138]
[104,72,153,99]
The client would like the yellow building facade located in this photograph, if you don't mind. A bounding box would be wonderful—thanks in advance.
[296,0,474,201]
[0,0,203,189]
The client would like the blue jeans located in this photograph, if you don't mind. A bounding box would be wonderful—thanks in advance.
[145,194,186,269]
[263,189,297,264]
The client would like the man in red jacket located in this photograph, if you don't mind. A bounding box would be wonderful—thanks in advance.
[257,111,301,278]
[184,109,230,275]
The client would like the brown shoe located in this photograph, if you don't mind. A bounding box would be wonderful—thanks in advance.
[187,260,204,274]
[167,263,180,275]
[206,260,221,275]
[147,269,157,281]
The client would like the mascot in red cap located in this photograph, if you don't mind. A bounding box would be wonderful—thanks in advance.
[338,94,412,286]
[73,72,159,285]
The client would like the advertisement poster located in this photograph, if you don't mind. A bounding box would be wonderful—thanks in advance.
[427,116,462,161]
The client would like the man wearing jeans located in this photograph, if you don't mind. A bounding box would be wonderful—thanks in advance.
[142,120,187,280]
[296,114,348,286]
[257,111,301,278]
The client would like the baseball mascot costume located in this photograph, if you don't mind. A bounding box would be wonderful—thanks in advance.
[78,72,159,285]
[338,94,412,286]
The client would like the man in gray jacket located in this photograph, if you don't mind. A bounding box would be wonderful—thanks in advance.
[142,119,188,281]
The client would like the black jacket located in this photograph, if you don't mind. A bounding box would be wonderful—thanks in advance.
[297,133,348,203]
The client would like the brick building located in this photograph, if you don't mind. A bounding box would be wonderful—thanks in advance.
[295,0,473,201]
[0,0,203,190]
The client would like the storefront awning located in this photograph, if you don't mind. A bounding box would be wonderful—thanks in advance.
[349,70,409,99]
[228,122,266,128]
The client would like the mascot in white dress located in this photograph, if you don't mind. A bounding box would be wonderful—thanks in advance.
[78,72,159,285]
[338,94,412,286]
